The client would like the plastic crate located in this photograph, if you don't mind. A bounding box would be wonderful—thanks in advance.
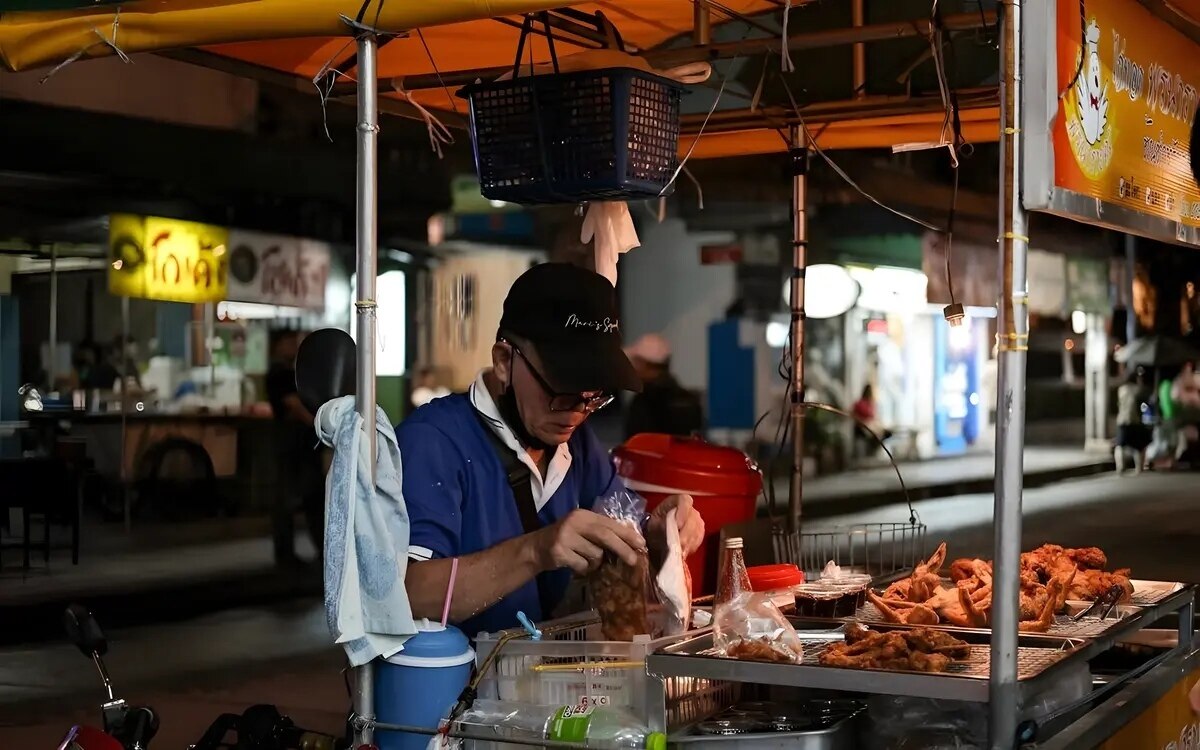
[473,612,738,733]
[460,67,684,205]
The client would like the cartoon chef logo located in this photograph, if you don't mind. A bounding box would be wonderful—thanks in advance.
[1066,18,1114,180]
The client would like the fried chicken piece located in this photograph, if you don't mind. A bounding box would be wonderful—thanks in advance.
[957,577,1063,632]
[867,590,941,625]
[906,604,941,625]
[883,577,913,601]
[902,628,972,659]
[844,622,871,644]
[1019,578,1063,632]
[726,638,800,663]
[1070,569,1134,602]
[949,559,976,582]
[819,627,968,672]
[907,650,952,672]
[1065,547,1108,571]
[881,543,949,604]
[950,558,992,583]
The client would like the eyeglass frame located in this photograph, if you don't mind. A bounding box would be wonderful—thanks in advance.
[504,340,615,414]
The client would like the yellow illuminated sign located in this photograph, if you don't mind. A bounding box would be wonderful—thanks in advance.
[1052,0,1200,227]
[108,214,229,303]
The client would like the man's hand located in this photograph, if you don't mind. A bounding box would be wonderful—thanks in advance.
[533,509,646,575]
[646,494,705,558]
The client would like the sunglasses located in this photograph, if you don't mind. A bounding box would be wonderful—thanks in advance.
[509,343,615,414]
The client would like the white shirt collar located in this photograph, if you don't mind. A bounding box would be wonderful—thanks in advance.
[469,370,572,511]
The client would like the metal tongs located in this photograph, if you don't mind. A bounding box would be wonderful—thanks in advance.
[1072,585,1125,622]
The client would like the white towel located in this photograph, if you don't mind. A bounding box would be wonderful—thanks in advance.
[581,201,639,286]
[316,396,417,666]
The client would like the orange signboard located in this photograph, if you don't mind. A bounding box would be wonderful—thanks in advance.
[1053,0,1200,226]
[1028,0,1200,244]
[1098,667,1200,750]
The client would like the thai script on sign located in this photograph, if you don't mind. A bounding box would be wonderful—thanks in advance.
[1109,28,1197,127]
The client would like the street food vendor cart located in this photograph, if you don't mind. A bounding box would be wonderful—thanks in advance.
[4,0,1199,747]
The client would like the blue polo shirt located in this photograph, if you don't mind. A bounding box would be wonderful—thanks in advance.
[396,389,624,638]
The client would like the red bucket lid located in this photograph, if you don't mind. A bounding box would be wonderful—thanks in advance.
[747,564,804,592]
[612,433,762,497]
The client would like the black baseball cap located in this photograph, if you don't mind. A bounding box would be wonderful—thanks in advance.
[499,263,641,394]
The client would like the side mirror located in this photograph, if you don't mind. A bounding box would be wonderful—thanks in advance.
[295,328,357,415]
[64,604,108,657]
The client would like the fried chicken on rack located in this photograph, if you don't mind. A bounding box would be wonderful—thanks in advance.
[1070,568,1134,602]
[883,543,946,602]
[819,627,970,672]
[1020,544,1128,602]
[725,638,800,664]
[867,590,941,625]
[959,576,1066,632]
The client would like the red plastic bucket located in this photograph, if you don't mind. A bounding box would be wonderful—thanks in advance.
[747,564,804,592]
[613,433,762,595]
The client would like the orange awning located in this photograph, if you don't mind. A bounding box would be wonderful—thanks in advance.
[0,0,776,74]
[0,0,1002,157]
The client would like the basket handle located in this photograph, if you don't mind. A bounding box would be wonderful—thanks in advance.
[511,12,560,79]
[593,11,626,52]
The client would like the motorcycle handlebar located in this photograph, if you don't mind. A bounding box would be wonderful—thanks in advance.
[122,707,158,750]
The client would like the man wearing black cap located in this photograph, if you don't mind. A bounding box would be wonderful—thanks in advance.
[398,263,704,636]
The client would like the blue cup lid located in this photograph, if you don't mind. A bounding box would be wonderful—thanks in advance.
[387,619,472,662]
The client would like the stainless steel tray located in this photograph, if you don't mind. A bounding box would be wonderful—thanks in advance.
[1128,579,1187,606]
[647,628,1078,703]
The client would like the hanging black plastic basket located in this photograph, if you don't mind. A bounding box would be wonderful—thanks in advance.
[458,13,684,206]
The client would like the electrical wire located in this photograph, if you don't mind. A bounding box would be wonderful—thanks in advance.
[776,74,945,233]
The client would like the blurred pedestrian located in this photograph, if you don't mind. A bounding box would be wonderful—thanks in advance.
[1114,368,1151,473]
[623,333,704,439]
[265,329,326,564]
[852,384,892,457]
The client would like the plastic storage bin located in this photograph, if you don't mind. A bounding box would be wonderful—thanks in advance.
[473,612,738,734]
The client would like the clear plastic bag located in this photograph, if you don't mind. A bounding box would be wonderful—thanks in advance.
[589,489,695,641]
[591,489,659,641]
[713,590,805,664]
[654,508,692,637]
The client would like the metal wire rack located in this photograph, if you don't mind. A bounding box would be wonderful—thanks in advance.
[798,521,928,580]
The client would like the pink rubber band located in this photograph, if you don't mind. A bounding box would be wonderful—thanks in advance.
[441,557,459,627]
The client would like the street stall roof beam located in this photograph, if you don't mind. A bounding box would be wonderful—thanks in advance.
[377,10,996,94]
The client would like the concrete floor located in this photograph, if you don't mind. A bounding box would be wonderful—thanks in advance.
[1,468,1196,747]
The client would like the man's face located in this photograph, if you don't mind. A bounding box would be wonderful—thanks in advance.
[493,341,593,447]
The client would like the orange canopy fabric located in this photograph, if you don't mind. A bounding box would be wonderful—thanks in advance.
[0,0,1001,156]
[0,0,776,73]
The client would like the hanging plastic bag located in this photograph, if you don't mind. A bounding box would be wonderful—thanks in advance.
[654,508,692,636]
[713,590,804,664]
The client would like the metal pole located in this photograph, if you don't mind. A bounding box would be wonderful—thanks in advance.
[1125,235,1137,343]
[989,1,1027,748]
[352,30,379,749]
[693,0,711,45]
[787,125,808,537]
[121,294,131,533]
[852,0,866,99]
[48,243,58,389]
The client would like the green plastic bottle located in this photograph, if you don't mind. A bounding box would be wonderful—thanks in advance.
[458,699,667,749]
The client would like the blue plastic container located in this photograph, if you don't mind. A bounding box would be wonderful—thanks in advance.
[375,620,475,750]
